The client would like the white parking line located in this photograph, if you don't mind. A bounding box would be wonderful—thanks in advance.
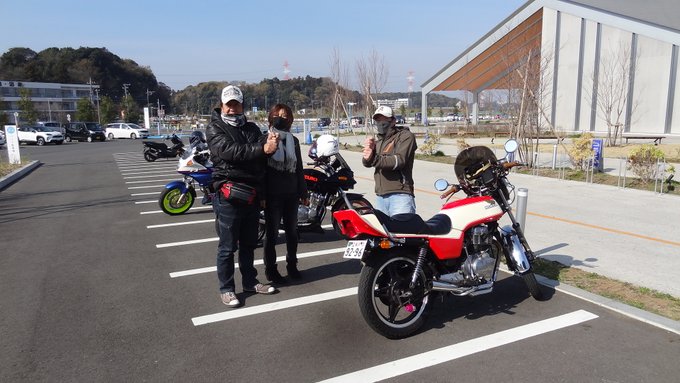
[121,170,178,176]
[147,218,215,228]
[125,179,177,184]
[157,235,217,247]
[155,224,334,246]
[131,192,161,196]
[169,247,345,278]
[135,200,158,204]
[318,310,599,383]
[124,173,179,179]
[192,287,358,326]
[143,206,213,215]
[128,185,167,189]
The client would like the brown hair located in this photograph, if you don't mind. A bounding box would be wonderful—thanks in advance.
[268,103,294,130]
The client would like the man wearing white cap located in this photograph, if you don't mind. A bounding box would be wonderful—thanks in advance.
[206,85,280,308]
[362,105,417,216]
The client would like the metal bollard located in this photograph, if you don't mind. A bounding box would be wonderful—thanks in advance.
[552,144,558,169]
[516,188,529,231]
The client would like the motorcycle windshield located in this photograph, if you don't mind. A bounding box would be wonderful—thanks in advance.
[454,146,498,181]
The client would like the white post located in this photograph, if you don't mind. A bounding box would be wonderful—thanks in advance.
[516,188,529,231]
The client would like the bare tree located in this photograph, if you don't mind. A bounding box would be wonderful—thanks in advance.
[586,42,639,147]
[356,48,389,133]
[329,47,352,139]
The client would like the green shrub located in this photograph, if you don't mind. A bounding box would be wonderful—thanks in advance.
[419,132,441,156]
[628,145,666,184]
[568,133,594,170]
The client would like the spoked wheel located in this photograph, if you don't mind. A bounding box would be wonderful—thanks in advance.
[159,187,196,215]
[332,197,373,239]
[144,151,156,162]
[358,254,431,339]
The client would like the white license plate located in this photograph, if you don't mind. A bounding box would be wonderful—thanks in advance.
[343,240,368,259]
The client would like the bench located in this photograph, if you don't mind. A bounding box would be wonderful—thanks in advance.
[623,136,665,145]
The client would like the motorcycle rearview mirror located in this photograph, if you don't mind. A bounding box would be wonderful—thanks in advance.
[434,178,449,191]
[504,139,519,154]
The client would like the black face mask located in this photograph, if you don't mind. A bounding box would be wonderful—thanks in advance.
[376,120,392,135]
[272,116,289,131]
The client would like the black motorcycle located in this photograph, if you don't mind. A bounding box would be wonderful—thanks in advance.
[143,134,185,162]
[257,149,372,242]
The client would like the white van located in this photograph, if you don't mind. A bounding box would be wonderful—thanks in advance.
[105,123,149,139]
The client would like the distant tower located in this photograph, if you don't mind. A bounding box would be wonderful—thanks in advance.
[407,70,415,93]
[283,60,291,80]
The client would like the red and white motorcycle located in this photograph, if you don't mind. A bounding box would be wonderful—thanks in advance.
[333,140,544,339]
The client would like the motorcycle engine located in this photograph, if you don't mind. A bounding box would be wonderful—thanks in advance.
[440,225,496,286]
[297,192,325,223]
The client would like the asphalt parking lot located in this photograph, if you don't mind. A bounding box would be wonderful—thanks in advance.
[1,139,679,382]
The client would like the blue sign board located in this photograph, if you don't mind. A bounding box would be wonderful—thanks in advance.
[591,138,604,172]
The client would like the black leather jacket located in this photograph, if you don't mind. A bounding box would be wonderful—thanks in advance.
[206,108,268,193]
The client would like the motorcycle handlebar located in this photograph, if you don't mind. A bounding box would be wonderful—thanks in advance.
[502,161,525,170]
[440,184,460,199]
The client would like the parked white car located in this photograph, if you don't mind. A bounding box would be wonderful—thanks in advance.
[105,123,149,139]
[17,126,64,145]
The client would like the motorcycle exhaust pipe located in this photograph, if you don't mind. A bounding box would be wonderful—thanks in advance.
[431,281,493,296]
[501,225,530,273]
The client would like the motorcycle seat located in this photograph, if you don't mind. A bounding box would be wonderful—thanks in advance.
[143,141,168,150]
[374,211,451,235]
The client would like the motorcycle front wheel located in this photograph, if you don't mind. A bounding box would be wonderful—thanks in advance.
[358,254,431,339]
[159,187,196,215]
[331,197,373,239]
[522,269,544,300]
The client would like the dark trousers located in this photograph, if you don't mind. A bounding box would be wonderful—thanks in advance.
[213,192,260,293]
[263,193,299,271]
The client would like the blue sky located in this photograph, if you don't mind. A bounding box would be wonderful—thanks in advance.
[1,0,526,92]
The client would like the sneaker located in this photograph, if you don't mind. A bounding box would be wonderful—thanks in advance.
[220,292,241,307]
[244,283,277,294]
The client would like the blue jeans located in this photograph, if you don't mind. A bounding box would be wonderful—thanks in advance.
[375,193,416,216]
[263,193,299,271]
[213,192,261,293]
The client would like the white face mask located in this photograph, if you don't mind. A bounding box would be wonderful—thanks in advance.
[221,113,245,127]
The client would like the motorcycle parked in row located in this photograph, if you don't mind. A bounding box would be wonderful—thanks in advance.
[158,132,213,215]
[143,134,185,162]
[257,134,372,242]
[333,139,544,339]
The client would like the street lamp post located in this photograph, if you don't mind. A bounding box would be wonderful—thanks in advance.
[347,102,356,137]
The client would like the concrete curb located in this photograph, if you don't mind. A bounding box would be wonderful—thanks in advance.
[535,274,680,335]
[0,160,41,191]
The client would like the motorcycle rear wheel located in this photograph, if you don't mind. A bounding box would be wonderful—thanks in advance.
[358,254,430,339]
[332,197,373,239]
[159,187,196,215]
[144,151,157,162]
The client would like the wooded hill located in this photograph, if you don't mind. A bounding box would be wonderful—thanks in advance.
[1,47,460,116]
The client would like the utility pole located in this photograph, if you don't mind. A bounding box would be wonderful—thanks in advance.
[146,88,154,109]
[88,77,95,103]
[122,83,130,99]
[94,88,101,124]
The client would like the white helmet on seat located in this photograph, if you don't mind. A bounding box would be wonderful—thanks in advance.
[315,134,339,157]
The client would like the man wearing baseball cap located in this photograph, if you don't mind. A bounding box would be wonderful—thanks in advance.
[207,84,280,307]
[362,105,417,216]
